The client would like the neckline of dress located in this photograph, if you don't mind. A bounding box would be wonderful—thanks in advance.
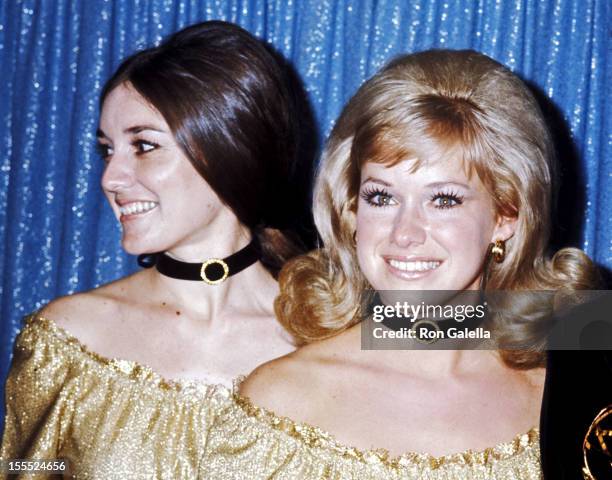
[231,387,540,469]
[27,312,236,394]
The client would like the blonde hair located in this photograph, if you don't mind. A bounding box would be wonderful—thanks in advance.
[276,50,600,368]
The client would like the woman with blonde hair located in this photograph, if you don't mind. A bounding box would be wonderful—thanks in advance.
[200,49,609,479]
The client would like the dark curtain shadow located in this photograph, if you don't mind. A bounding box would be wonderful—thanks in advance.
[598,267,612,289]
[526,82,610,289]
[265,44,320,251]
[526,81,585,251]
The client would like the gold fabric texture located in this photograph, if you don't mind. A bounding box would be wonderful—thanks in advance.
[1,313,543,479]
[0,314,231,479]
[200,392,543,479]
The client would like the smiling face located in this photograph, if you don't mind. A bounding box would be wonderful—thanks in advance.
[99,83,242,258]
[355,156,516,291]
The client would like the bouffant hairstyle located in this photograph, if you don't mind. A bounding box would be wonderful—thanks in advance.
[275,50,599,368]
[101,20,304,276]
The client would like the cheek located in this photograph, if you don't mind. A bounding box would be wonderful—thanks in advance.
[156,159,220,208]
[430,211,495,257]
[355,209,391,276]
[186,176,223,212]
[355,204,396,236]
[103,188,119,216]
[355,209,391,250]
[142,160,174,186]
[355,240,375,286]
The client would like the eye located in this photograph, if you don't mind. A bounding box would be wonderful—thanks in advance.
[360,187,397,207]
[431,190,464,209]
[133,139,159,155]
[96,142,114,161]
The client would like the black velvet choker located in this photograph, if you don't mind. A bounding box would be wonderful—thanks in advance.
[375,289,488,344]
[137,238,261,285]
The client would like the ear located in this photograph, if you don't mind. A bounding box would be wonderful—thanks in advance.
[491,214,517,243]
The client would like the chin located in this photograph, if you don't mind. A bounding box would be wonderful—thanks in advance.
[121,238,161,256]
[384,272,441,291]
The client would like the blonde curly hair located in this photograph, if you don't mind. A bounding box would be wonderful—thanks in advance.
[276,50,600,368]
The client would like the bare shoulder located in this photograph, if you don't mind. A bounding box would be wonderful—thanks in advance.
[524,365,547,389]
[240,353,303,405]
[239,340,344,418]
[38,271,146,341]
[40,290,114,324]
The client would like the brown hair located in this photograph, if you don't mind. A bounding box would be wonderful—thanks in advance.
[276,50,600,368]
[101,20,304,276]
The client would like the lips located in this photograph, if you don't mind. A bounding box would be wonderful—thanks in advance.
[384,256,443,279]
[387,259,441,272]
[117,201,159,218]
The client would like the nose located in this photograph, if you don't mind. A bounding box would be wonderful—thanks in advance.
[100,153,136,192]
[391,202,426,248]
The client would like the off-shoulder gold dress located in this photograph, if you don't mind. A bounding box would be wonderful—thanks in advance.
[199,390,542,479]
[2,313,543,479]
[0,313,232,479]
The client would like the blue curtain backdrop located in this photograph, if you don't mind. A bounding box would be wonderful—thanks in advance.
[0,0,610,425]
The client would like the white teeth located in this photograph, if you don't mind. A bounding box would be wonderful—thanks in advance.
[119,201,157,216]
[388,259,441,272]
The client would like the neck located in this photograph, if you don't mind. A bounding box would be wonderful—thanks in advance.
[142,227,277,327]
[375,349,499,378]
[344,324,500,378]
[146,261,276,327]
[164,222,251,262]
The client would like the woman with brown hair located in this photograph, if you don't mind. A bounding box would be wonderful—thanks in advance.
[200,50,605,479]
[1,20,307,478]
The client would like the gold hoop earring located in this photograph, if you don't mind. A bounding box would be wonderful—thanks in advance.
[490,239,505,263]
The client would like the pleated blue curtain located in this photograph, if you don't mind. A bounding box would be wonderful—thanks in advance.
[0,0,610,422]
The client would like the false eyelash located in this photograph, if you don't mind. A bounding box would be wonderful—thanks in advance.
[430,189,464,209]
[360,186,393,206]
[95,142,112,159]
[131,139,160,155]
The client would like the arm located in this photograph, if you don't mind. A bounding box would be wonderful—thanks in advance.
[0,314,71,463]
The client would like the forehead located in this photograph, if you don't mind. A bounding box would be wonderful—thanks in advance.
[99,83,166,130]
[361,154,479,187]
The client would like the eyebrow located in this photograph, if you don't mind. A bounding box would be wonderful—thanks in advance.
[96,125,166,139]
[361,176,392,187]
[426,181,471,190]
[360,177,472,190]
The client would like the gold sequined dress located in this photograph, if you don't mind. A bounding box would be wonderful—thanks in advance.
[0,313,232,479]
[199,390,543,479]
